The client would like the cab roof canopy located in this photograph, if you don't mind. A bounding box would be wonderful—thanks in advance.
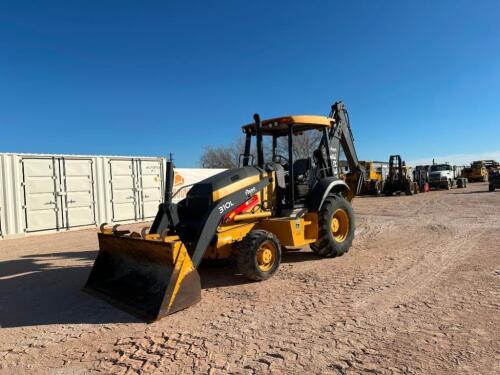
[242,115,334,136]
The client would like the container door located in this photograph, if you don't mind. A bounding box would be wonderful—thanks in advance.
[62,158,96,227]
[21,158,61,232]
[137,159,163,219]
[109,159,137,222]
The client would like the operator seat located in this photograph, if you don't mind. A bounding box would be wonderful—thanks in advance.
[293,158,312,201]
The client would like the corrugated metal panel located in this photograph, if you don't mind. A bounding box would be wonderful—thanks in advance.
[19,157,97,232]
[1,154,24,236]
[109,159,137,222]
[21,157,61,232]
[137,159,163,219]
[62,158,96,227]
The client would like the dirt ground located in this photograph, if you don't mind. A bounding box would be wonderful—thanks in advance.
[0,182,498,375]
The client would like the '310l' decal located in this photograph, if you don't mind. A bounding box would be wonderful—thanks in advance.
[218,201,234,214]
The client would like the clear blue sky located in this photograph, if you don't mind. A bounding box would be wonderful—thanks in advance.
[1,1,499,167]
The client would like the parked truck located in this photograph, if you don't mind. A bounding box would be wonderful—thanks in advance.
[429,163,467,189]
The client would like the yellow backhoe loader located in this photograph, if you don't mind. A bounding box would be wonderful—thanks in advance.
[84,101,364,321]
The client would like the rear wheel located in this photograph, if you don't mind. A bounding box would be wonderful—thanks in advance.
[311,195,355,257]
[237,230,281,281]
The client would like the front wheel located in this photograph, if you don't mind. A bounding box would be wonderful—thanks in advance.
[237,230,281,281]
[311,195,355,257]
[489,184,495,192]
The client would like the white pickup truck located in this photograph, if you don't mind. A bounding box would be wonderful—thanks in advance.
[428,164,467,189]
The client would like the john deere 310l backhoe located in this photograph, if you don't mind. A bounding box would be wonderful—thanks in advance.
[84,101,364,321]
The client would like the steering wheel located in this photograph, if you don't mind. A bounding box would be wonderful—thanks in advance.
[273,155,289,169]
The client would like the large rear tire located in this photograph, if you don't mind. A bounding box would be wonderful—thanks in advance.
[311,195,355,258]
[237,230,281,281]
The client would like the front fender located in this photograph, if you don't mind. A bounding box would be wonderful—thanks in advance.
[306,178,350,212]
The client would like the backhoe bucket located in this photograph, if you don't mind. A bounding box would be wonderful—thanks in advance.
[84,233,201,322]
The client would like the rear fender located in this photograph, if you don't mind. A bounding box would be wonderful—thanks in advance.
[306,178,350,212]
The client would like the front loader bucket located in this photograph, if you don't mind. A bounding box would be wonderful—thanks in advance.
[84,233,201,322]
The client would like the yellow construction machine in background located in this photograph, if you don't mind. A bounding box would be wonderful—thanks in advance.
[359,161,384,195]
[462,161,489,182]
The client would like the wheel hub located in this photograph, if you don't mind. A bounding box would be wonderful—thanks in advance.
[331,208,349,243]
[256,242,276,271]
[331,218,340,232]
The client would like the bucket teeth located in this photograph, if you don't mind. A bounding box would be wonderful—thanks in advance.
[99,222,108,233]
[140,226,150,239]
[112,224,130,236]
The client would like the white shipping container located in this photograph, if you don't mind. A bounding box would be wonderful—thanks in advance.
[0,153,164,239]
[0,153,227,239]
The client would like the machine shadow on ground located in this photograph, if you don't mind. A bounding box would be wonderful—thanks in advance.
[0,248,321,328]
[0,250,140,328]
[199,249,321,289]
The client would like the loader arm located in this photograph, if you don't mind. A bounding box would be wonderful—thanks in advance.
[188,177,270,267]
[150,164,271,267]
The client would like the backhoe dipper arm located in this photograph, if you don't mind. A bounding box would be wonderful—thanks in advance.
[328,101,365,195]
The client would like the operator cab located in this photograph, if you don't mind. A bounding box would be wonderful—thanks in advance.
[241,115,338,211]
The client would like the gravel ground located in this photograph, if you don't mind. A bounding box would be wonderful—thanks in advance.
[0,182,499,375]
